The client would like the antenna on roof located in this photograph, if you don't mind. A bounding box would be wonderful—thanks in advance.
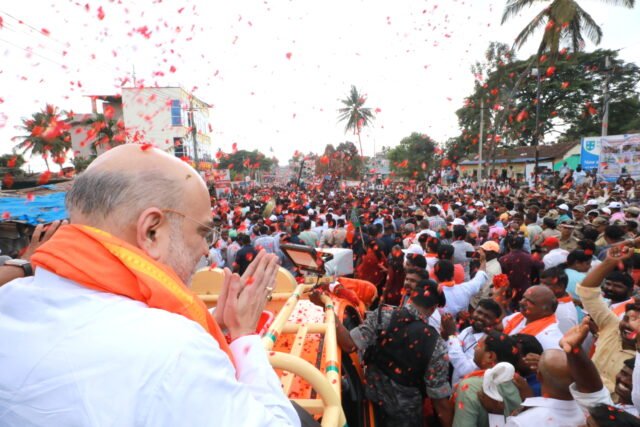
[132,65,137,87]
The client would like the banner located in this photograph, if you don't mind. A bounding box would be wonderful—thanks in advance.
[597,134,640,182]
[580,136,601,172]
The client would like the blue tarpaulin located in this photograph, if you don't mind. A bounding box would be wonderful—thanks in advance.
[0,192,68,225]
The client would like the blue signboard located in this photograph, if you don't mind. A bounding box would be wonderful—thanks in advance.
[580,136,600,173]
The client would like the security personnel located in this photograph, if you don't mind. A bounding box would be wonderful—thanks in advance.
[312,280,452,427]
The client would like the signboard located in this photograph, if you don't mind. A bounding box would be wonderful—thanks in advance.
[580,136,601,172]
[597,134,640,182]
[212,169,231,197]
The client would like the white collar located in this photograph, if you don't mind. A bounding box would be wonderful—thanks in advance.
[521,397,580,410]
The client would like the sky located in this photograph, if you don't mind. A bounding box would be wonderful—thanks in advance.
[1,0,639,169]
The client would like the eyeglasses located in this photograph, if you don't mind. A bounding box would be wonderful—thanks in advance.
[161,208,217,246]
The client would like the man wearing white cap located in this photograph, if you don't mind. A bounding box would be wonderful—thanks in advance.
[586,199,599,210]
[471,241,503,308]
[608,201,625,224]
[556,203,571,225]
[404,243,425,265]
[452,218,466,227]
[625,206,640,222]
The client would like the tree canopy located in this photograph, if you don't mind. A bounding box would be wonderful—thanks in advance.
[315,141,363,180]
[215,149,276,180]
[338,85,375,160]
[502,0,635,60]
[14,104,73,171]
[453,45,640,160]
[386,133,442,179]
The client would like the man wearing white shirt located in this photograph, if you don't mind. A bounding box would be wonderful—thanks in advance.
[441,298,502,386]
[470,241,502,308]
[0,145,301,427]
[502,286,563,350]
[505,350,585,426]
[432,258,488,315]
[540,267,578,334]
[541,236,569,269]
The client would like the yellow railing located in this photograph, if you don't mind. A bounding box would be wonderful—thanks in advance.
[196,279,347,427]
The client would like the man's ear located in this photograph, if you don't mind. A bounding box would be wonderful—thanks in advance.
[487,350,498,366]
[136,208,166,260]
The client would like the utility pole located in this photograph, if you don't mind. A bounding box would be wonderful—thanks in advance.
[296,158,305,188]
[532,66,542,187]
[478,97,484,186]
[132,66,137,87]
[188,97,200,172]
[602,56,612,137]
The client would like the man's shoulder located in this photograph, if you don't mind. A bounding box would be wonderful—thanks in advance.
[0,275,222,386]
[457,376,483,397]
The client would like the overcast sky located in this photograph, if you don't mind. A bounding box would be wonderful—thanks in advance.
[1,0,639,167]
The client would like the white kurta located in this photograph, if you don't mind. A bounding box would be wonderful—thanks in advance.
[447,326,485,386]
[0,268,300,427]
[504,397,585,426]
[555,301,579,334]
[501,313,563,350]
[442,271,488,315]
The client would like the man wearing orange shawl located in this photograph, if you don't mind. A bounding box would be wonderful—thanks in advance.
[0,145,300,426]
[501,285,563,351]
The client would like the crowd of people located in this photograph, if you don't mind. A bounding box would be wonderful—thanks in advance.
[2,144,640,426]
[201,168,640,426]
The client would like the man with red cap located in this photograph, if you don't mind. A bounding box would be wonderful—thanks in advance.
[541,236,569,269]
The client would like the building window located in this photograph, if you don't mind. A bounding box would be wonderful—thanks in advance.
[171,100,182,126]
[174,138,184,158]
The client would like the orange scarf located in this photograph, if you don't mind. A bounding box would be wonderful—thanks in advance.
[462,369,486,380]
[452,369,487,401]
[612,299,634,317]
[557,295,573,304]
[31,224,236,370]
[439,280,456,288]
[503,313,557,336]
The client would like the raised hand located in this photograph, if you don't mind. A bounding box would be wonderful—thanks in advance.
[604,245,633,264]
[215,251,280,341]
[440,312,458,339]
[559,317,590,353]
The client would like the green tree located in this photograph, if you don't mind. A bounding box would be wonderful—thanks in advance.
[71,155,97,173]
[455,48,640,155]
[316,144,337,177]
[502,0,635,60]
[0,154,27,177]
[337,85,375,160]
[386,133,441,179]
[315,142,363,180]
[82,112,126,154]
[0,154,26,170]
[216,149,275,180]
[14,104,72,171]
[454,42,517,161]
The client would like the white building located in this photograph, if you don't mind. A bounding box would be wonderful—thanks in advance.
[72,88,213,170]
[121,87,212,165]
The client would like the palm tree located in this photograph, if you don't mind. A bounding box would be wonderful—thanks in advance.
[14,104,72,171]
[502,0,634,59]
[337,85,375,160]
[82,113,126,154]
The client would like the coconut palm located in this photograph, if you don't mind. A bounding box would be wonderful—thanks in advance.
[337,85,375,160]
[502,0,635,58]
[82,113,126,154]
[14,104,72,171]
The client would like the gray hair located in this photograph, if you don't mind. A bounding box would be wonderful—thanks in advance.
[66,169,184,227]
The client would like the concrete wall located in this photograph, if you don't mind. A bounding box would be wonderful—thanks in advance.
[122,87,212,160]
